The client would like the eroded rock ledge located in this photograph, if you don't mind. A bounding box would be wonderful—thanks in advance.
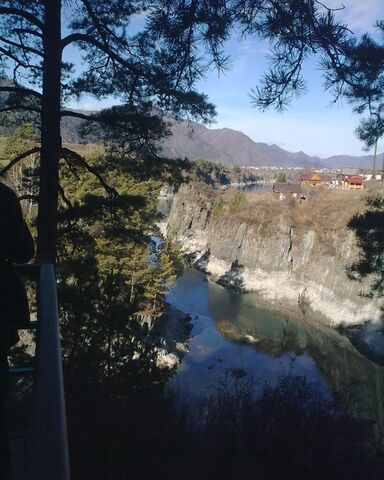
[130,304,192,370]
[166,184,382,327]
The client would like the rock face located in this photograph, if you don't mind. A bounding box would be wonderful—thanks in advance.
[131,304,192,370]
[166,185,382,327]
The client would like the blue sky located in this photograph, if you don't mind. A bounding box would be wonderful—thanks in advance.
[67,0,383,159]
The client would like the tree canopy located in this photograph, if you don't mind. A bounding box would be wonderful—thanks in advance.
[0,1,382,259]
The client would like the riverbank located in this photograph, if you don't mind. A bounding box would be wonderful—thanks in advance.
[166,183,383,328]
[166,268,384,451]
[131,303,192,370]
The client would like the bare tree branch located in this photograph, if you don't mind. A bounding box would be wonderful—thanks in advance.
[315,1,345,12]
[0,147,41,177]
[61,147,117,197]
[0,7,44,30]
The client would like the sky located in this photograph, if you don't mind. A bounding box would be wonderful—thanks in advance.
[66,0,383,159]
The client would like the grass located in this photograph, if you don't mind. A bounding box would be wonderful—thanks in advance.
[185,182,384,253]
[211,183,383,228]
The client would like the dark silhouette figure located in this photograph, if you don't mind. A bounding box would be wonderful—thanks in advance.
[0,182,34,479]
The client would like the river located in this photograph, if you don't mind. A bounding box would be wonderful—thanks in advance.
[166,269,384,432]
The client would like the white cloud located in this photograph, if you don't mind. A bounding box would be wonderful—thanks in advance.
[73,101,101,111]
[325,0,382,32]
[66,97,120,112]
[236,40,268,56]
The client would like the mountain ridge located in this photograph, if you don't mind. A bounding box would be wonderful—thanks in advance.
[59,113,384,169]
[160,118,379,169]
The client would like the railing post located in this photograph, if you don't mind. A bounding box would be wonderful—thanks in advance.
[28,263,70,480]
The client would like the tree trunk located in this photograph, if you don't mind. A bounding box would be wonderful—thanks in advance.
[372,138,378,177]
[37,0,62,263]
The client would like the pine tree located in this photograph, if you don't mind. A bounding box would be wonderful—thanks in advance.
[55,148,184,381]
[1,0,373,261]
[144,241,182,311]
[0,0,219,261]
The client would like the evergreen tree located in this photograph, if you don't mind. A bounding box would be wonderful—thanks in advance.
[0,0,219,261]
[144,241,182,311]
[323,21,384,150]
[56,150,183,384]
[0,0,371,261]
[276,172,287,183]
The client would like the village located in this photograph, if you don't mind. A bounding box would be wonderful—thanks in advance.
[263,167,384,200]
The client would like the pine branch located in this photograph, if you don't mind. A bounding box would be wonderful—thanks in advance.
[62,156,81,181]
[0,45,28,68]
[61,147,117,197]
[0,147,41,177]
[0,35,44,58]
[11,28,43,39]
[58,183,72,209]
[61,33,139,74]
[60,110,97,121]
[0,8,44,30]
[79,0,124,51]
[0,86,42,99]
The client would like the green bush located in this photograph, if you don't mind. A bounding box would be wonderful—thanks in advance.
[228,190,246,210]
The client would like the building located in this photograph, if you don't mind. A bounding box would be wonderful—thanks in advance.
[343,175,364,189]
[272,182,303,200]
[300,172,331,187]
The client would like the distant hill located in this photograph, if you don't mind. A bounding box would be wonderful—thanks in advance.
[324,154,378,170]
[1,100,380,169]
[160,118,380,170]
[160,119,325,168]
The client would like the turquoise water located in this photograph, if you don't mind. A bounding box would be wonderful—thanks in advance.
[166,269,384,435]
[167,270,330,399]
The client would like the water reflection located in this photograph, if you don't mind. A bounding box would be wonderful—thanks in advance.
[167,269,384,440]
[167,271,328,398]
[235,180,272,193]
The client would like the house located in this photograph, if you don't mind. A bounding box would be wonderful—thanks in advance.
[300,172,331,186]
[272,183,303,200]
[343,175,364,189]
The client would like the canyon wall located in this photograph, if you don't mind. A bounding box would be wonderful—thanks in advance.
[166,184,382,327]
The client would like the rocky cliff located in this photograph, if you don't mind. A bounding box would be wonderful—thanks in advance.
[130,304,192,370]
[166,184,383,327]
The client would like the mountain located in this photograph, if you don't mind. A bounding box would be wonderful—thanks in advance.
[160,118,380,170]
[1,99,377,169]
[160,119,326,168]
[324,154,378,170]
